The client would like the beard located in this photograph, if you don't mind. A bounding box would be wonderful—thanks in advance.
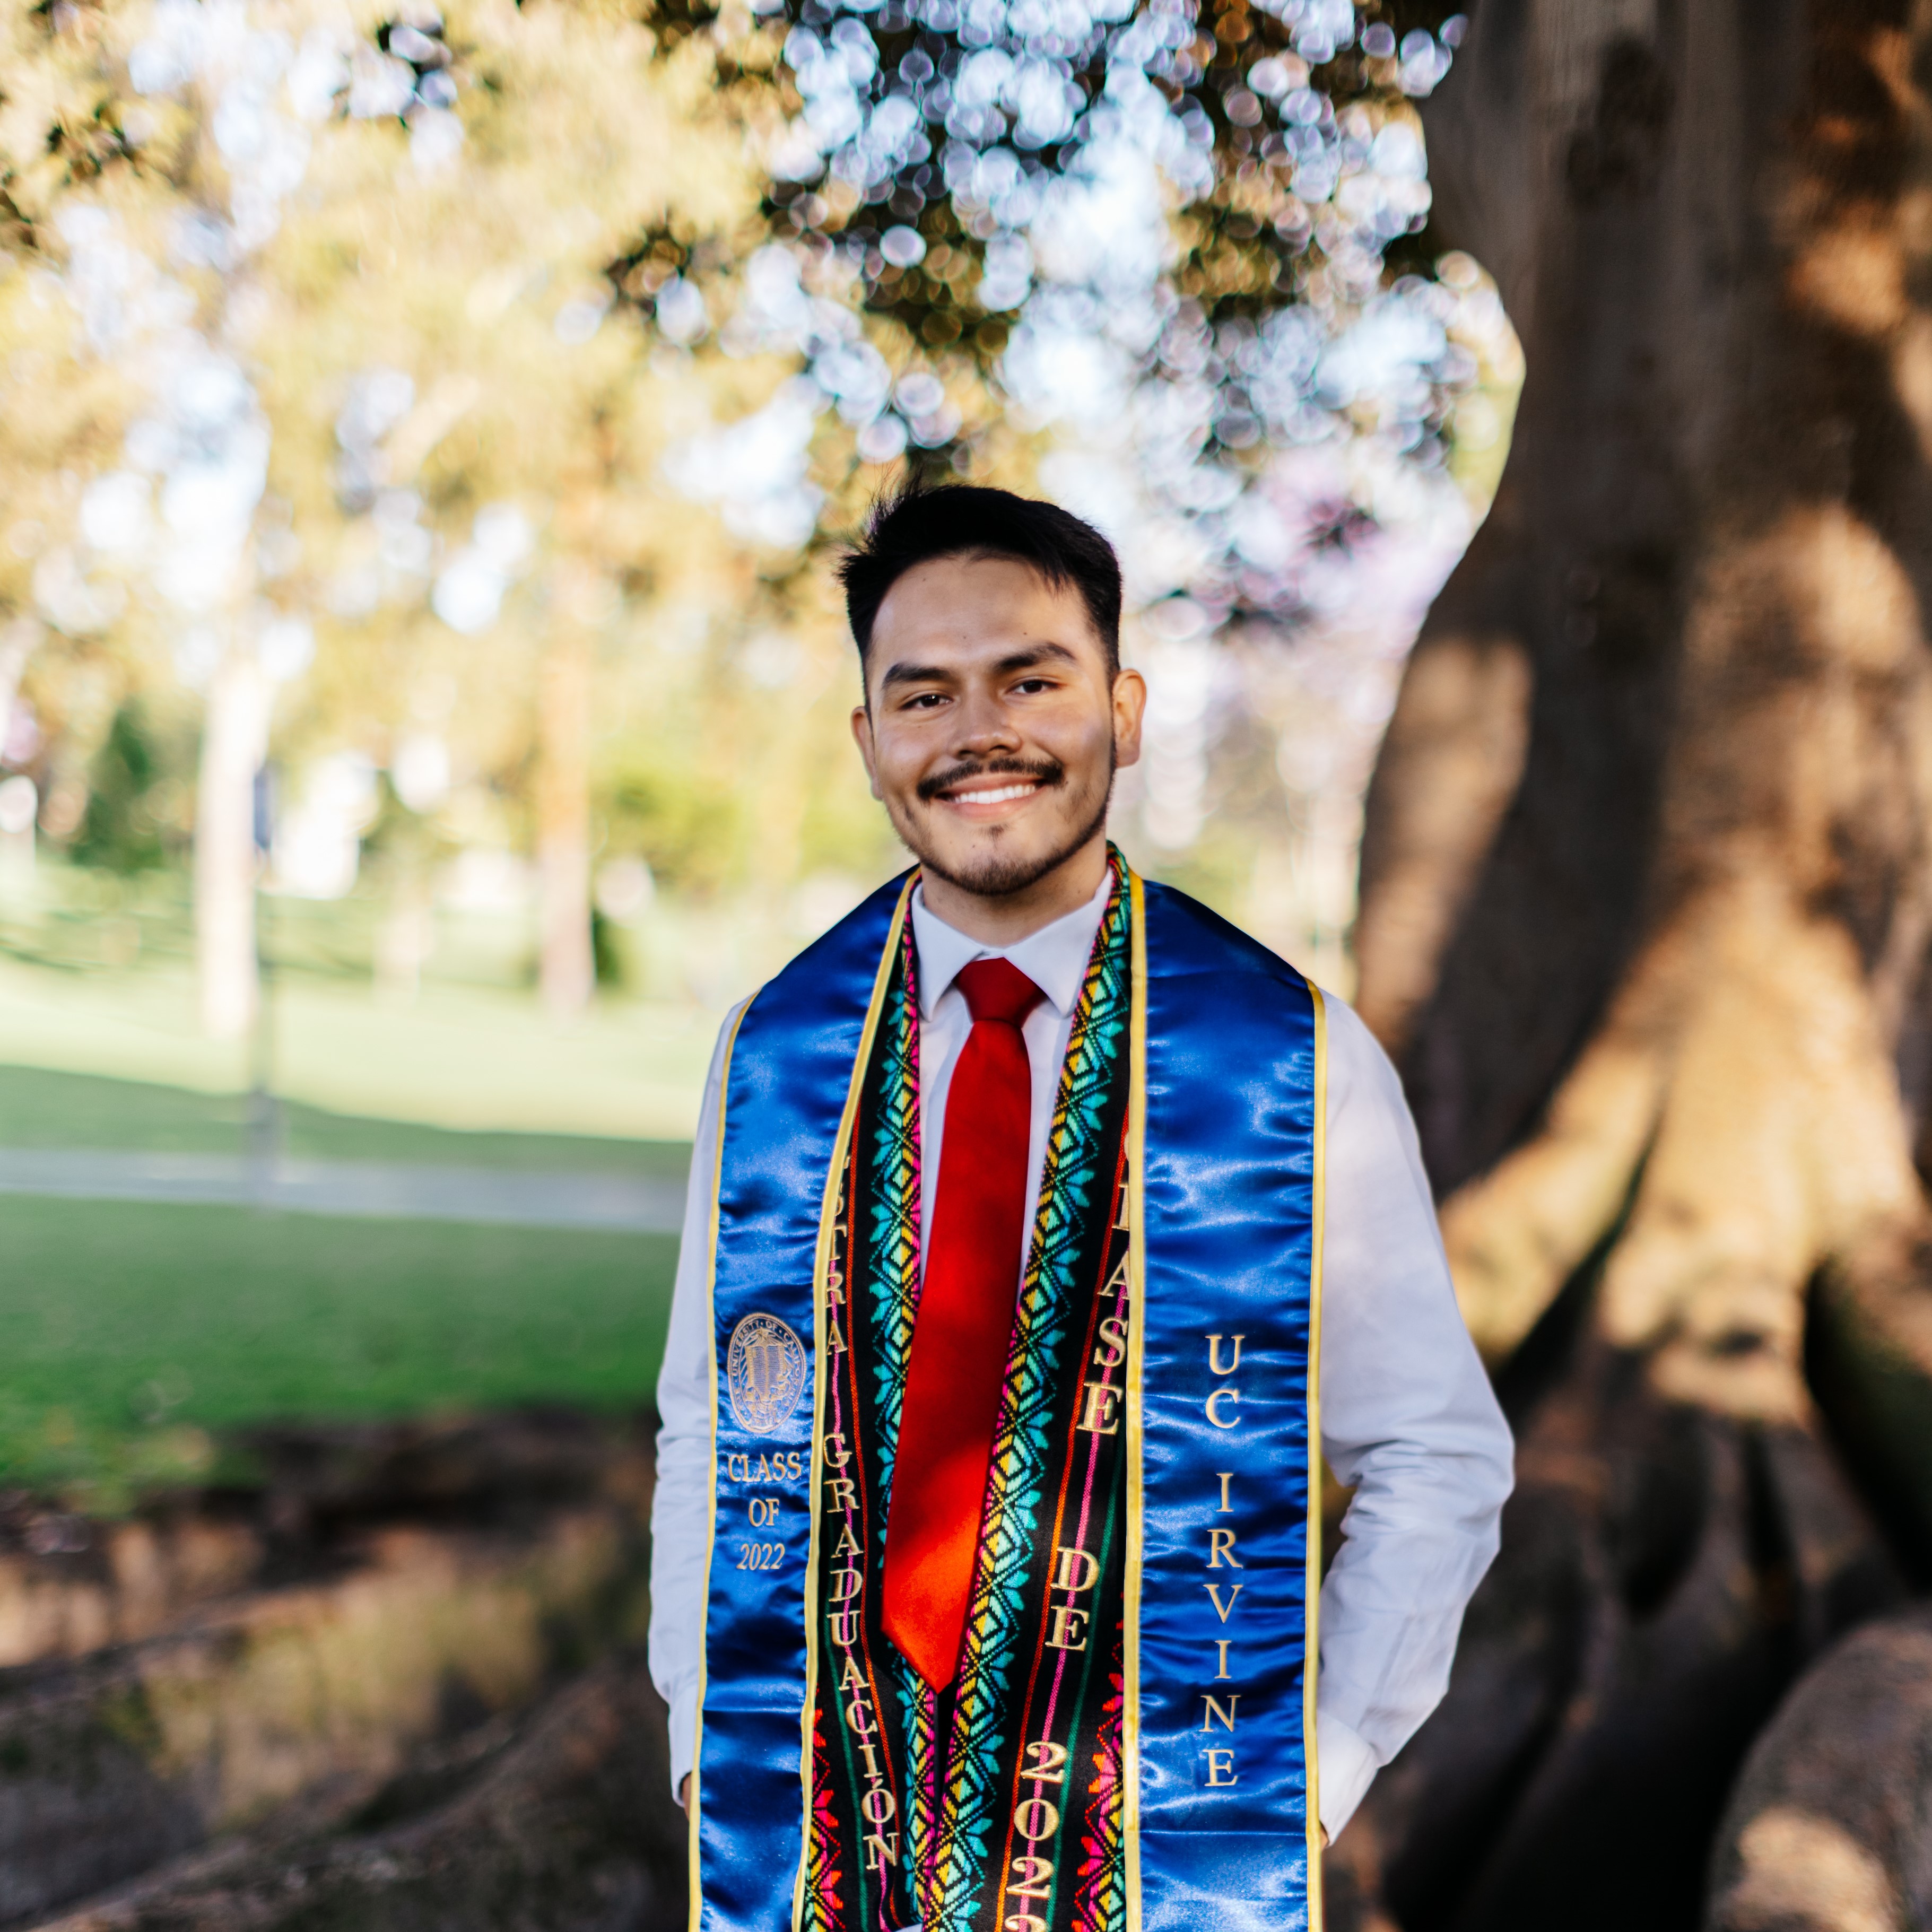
[893,749,1117,899]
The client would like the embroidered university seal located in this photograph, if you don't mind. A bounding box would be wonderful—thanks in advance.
[726,1312,807,1436]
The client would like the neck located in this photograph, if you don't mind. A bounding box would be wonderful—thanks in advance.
[916,829,1111,945]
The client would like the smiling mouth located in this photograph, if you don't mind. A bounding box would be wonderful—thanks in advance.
[941,780,1040,806]
[920,759,1065,812]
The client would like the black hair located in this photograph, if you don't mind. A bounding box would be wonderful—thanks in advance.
[837,482,1123,677]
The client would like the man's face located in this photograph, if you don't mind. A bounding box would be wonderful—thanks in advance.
[851,552,1145,898]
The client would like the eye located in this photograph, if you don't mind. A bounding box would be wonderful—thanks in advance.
[1011,676,1056,694]
[900,690,950,710]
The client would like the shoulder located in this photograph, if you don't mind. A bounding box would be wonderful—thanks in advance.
[1316,987,1402,1099]
[693,993,758,1132]
[706,994,755,1066]
[1311,987,1427,1161]
[1318,985,1381,1062]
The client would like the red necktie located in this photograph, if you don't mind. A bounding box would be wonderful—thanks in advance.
[882,956,1045,1687]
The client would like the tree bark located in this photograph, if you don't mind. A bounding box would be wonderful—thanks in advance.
[1342,0,1932,1922]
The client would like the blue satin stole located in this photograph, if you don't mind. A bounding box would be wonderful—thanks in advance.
[691,867,1325,1932]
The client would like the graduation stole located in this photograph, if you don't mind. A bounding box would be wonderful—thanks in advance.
[690,856,1327,1932]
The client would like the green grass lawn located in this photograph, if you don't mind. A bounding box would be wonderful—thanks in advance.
[0,944,723,1141]
[0,1059,695,1508]
[0,1194,680,1507]
[0,1063,693,1177]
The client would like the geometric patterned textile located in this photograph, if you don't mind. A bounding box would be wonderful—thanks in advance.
[804,856,1133,1932]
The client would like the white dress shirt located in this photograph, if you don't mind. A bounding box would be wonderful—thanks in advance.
[649,880,1512,1842]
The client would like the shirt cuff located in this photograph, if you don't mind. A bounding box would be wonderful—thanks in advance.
[668,1682,699,1803]
[1316,1709,1379,1843]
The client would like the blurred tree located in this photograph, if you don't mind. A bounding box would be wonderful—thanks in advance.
[4,0,1485,1023]
[71,699,166,872]
[657,0,1474,625]
[0,0,155,872]
[0,0,909,1021]
[1337,3,1932,1928]
[243,0,790,1017]
[4,0,294,1032]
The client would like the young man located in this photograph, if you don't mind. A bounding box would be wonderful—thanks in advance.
[650,485,1511,1932]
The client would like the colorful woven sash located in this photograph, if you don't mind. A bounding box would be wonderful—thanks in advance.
[690,856,1326,1932]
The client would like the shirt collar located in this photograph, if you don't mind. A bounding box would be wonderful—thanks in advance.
[909,867,1113,1022]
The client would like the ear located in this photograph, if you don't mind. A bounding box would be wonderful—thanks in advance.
[1111,667,1148,769]
[850,702,884,800]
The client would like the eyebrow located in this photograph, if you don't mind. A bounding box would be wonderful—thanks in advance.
[877,641,1081,692]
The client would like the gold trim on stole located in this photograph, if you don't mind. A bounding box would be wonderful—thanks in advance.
[790,874,917,1931]
[1122,867,1149,1929]
[1304,983,1329,1930]
[687,998,751,1930]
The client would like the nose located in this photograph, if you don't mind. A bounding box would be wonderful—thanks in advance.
[950,684,1022,756]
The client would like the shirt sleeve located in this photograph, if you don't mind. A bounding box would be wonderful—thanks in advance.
[648,999,750,1803]
[1313,992,1515,1842]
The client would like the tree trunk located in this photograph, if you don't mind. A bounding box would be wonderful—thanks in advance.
[535,596,594,1022]
[1341,0,1932,1924]
[0,615,40,890]
[0,615,38,754]
[195,645,268,1043]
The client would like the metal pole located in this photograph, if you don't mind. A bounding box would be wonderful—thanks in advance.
[247,762,281,1206]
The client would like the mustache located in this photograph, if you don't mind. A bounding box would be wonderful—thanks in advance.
[917,756,1066,804]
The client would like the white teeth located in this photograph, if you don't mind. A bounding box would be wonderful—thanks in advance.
[948,782,1036,805]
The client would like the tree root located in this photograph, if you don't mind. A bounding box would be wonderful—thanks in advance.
[33,1652,685,1932]
[0,1411,660,1928]
[1328,1332,1903,1932]
[0,1503,650,1924]
[1330,902,1932,1926]
[1706,1607,1932,1931]
[1811,1233,1932,1577]
[1437,863,1932,1518]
